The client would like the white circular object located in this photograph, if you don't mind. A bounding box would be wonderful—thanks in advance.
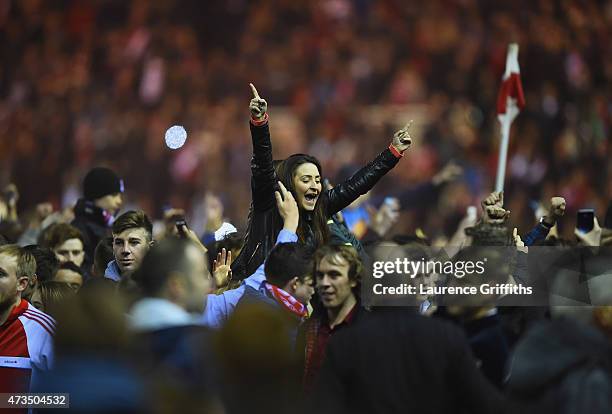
[164,125,187,149]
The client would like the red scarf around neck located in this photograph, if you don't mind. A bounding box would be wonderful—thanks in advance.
[264,282,307,318]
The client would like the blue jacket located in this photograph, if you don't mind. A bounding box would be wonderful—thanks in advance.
[201,229,297,328]
[104,260,121,282]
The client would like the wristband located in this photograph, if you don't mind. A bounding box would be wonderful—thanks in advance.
[250,113,269,126]
[388,144,403,159]
[539,216,554,230]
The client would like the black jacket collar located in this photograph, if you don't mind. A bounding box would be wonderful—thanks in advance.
[74,198,110,227]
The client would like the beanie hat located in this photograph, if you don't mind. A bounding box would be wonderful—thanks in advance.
[83,167,124,200]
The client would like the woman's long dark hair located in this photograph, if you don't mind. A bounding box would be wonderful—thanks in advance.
[275,154,329,248]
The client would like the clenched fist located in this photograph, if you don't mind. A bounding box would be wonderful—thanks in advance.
[481,192,509,225]
[541,196,566,227]
[549,197,566,218]
[483,205,510,225]
[482,191,504,210]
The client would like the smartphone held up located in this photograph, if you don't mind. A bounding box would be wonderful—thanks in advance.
[576,209,595,233]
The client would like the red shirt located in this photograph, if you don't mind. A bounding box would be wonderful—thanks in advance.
[0,299,54,395]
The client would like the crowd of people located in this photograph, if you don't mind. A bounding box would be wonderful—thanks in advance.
[0,0,611,413]
[1,86,611,412]
[0,0,609,241]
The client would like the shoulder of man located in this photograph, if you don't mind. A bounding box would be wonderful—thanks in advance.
[238,285,278,309]
[17,304,55,370]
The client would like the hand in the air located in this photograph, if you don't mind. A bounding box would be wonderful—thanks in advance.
[549,197,566,219]
[539,196,566,227]
[481,192,509,224]
[482,191,504,210]
[513,228,528,253]
[213,248,232,289]
[275,181,299,232]
[391,120,414,153]
[432,162,463,186]
[249,83,268,121]
[367,198,400,238]
[483,205,510,225]
[177,223,208,254]
[575,217,602,247]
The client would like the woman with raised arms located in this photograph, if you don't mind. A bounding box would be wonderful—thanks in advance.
[231,83,414,280]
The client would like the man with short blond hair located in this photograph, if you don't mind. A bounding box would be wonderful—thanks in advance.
[0,244,54,393]
[16,245,38,302]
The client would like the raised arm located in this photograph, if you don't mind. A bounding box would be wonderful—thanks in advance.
[202,183,299,328]
[326,121,414,215]
[523,197,566,246]
[241,183,299,290]
[249,83,276,212]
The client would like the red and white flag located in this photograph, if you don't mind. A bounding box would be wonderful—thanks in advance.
[494,43,525,192]
[496,43,525,123]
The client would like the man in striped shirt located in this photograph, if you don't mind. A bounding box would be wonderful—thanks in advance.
[0,244,54,394]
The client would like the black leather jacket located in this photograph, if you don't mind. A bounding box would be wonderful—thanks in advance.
[231,120,401,280]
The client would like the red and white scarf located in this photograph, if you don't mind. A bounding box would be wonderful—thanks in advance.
[264,282,307,318]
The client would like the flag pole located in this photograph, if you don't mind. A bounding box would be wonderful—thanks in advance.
[494,43,524,193]
[495,117,511,193]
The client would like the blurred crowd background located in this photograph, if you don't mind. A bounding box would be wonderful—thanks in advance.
[0,0,610,239]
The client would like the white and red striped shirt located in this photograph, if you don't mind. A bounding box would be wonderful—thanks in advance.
[0,299,54,394]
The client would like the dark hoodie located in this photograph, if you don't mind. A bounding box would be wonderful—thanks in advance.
[506,318,612,414]
[71,198,112,272]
